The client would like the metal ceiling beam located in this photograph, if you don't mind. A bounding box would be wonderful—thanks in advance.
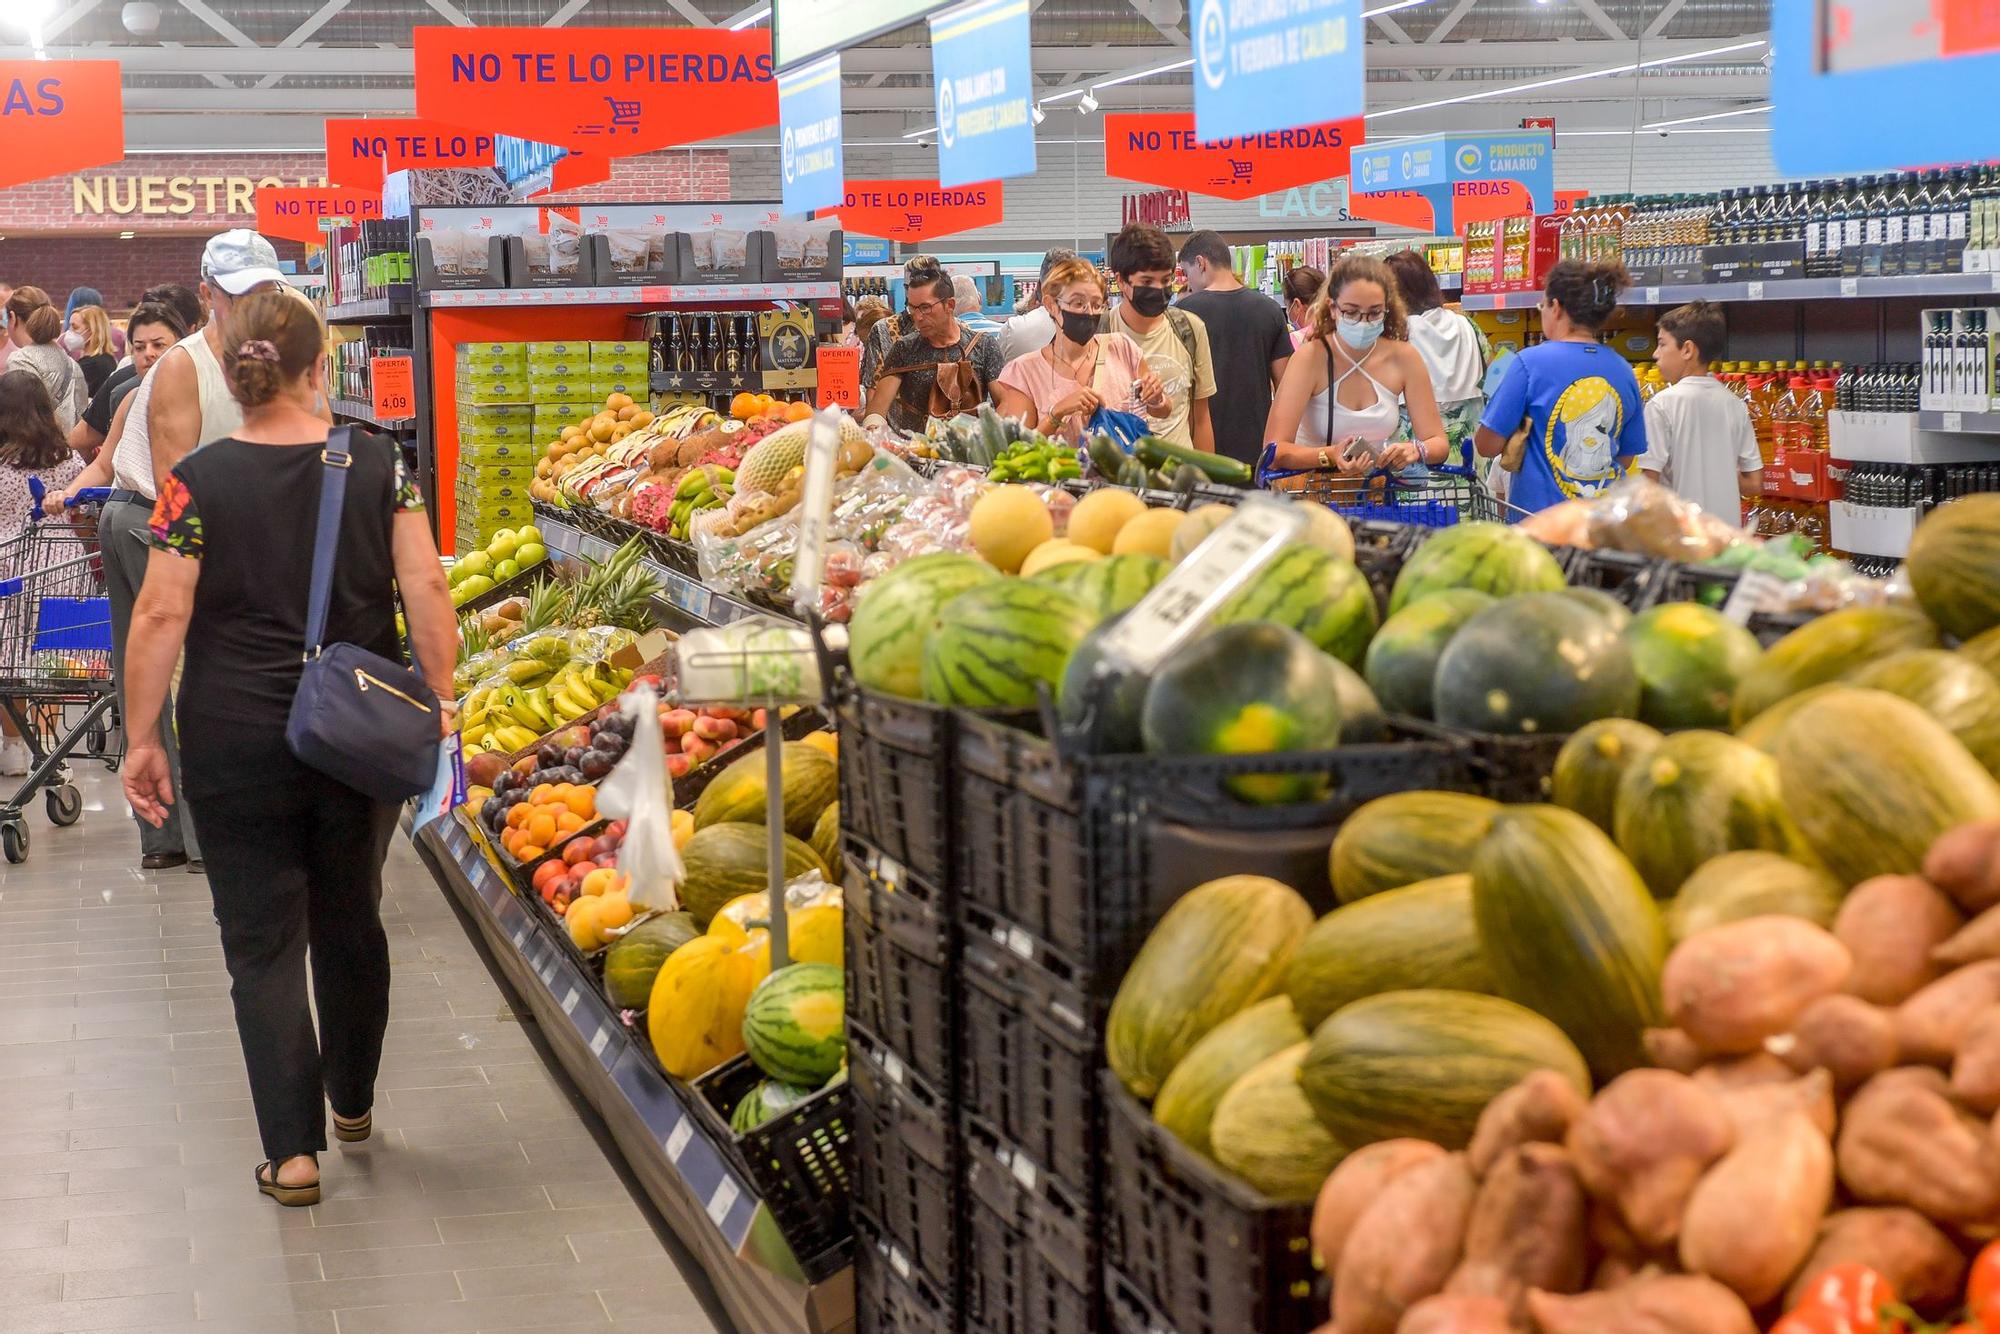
[278,0,351,47]
[1421,0,1476,45]
[545,0,593,24]
[1644,0,1692,39]
[1567,0,1628,42]
[43,0,102,43]
[175,0,256,48]
[423,0,474,26]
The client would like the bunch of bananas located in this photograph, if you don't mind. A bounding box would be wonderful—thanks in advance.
[461,661,633,755]
[668,465,735,540]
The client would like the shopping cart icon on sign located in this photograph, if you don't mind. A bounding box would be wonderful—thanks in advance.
[1228,158,1253,183]
[606,96,641,133]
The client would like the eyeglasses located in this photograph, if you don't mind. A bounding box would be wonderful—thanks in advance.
[1056,300,1105,315]
[906,297,949,316]
[1336,305,1386,321]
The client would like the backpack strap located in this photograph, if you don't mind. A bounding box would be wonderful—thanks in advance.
[1165,307,1200,369]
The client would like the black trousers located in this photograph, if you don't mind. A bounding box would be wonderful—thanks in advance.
[185,754,399,1163]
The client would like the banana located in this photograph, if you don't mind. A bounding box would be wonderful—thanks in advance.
[523,686,558,731]
[555,685,598,721]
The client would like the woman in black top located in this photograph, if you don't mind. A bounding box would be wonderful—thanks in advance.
[122,290,456,1206]
[66,304,118,397]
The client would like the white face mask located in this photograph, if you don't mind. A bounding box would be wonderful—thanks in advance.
[1338,315,1384,351]
[61,330,85,354]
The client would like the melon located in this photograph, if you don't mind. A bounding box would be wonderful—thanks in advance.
[679,823,831,929]
[1388,521,1566,614]
[1665,851,1844,944]
[603,911,700,1010]
[1362,589,1496,719]
[1963,625,2000,680]
[968,484,1054,573]
[1285,874,1496,1030]
[1066,487,1148,553]
[742,962,845,1086]
[1906,493,2000,640]
[920,580,1096,709]
[1214,544,1378,669]
[1844,648,2000,774]
[1624,601,1764,730]
[1056,612,1149,752]
[692,742,837,837]
[1151,996,1307,1159]
[1559,586,1633,633]
[1329,791,1501,904]
[1032,552,1167,617]
[1210,1043,1347,1200]
[1112,506,1186,559]
[1612,730,1800,899]
[809,801,841,873]
[846,553,999,699]
[1018,539,1101,579]
[1551,719,1663,836]
[1434,592,1640,735]
[1328,658,1388,744]
[1731,605,1944,727]
[1169,503,1234,563]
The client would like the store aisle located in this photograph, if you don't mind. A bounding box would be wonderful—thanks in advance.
[0,766,728,1334]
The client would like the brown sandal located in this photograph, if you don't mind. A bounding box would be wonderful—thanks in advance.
[255,1160,319,1207]
[332,1110,372,1143]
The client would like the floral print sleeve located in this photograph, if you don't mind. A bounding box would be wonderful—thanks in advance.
[393,452,425,513]
[146,472,203,559]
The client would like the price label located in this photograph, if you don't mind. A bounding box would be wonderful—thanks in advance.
[1643,286,1660,306]
[1010,1152,1038,1192]
[560,987,579,1015]
[1989,270,2000,293]
[882,1051,907,1086]
[789,409,842,613]
[1492,292,1507,310]
[1098,498,1307,672]
[815,344,862,409]
[410,739,463,832]
[589,1027,612,1059]
[1005,926,1035,961]
[370,354,416,421]
[1840,277,1859,297]
[1945,411,1965,433]
[510,923,529,948]
[1721,569,1789,626]
[706,1177,739,1226]
[665,1117,693,1161]
[1746,281,1766,300]
[890,1246,912,1280]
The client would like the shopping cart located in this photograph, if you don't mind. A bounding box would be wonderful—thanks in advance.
[0,482,121,863]
[1256,445,1509,527]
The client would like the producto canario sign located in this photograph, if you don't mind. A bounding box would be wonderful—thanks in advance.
[73,173,328,219]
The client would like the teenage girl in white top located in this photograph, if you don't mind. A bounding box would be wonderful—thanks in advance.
[1264,253,1448,475]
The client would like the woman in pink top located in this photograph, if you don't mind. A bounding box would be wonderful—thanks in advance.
[994,258,1166,441]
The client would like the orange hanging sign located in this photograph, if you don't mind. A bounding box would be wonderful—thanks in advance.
[325,118,498,188]
[816,345,861,410]
[412,27,777,156]
[1103,113,1364,202]
[255,185,384,245]
[833,179,1003,244]
[0,61,124,194]
[371,355,415,421]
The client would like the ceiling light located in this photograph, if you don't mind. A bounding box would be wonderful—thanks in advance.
[1642,103,1773,130]
[118,230,134,239]
[1031,105,1045,125]
[1362,0,1433,16]
[727,5,770,28]
[1079,91,1099,113]
[1367,38,1768,120]
[901,124,936,139]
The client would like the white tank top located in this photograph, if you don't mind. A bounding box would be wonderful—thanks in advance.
[1299,340,1401,448]
[181,329,244,447]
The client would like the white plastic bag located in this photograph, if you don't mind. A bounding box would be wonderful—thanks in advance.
[594,683,684,912]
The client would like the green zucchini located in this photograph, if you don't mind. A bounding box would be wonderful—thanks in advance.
[1135,435,1255,486]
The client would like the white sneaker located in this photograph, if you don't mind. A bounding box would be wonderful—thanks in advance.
[0,737,30,777]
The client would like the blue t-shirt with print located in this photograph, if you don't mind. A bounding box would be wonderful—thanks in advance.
[1478,341,1648,516]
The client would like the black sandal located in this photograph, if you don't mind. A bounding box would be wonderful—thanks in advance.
[331,1110,372,1143]
[255,1159,319,1207]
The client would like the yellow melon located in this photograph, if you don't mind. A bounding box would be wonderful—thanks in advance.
[1066,488,1149,554]
[1111,506,1187,560]
[1169,503,1236,563]
[1019,539,1103,578]
[969,485,1055,573]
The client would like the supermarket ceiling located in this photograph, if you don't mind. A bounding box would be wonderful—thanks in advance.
[0,0,1776,152]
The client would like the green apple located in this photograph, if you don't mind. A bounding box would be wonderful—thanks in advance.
[455,550,493,581]
[458,574,495,599]
[487,529,521,561]
[493,558,521,582]
[515,542,547,568]
[516,524,543,547]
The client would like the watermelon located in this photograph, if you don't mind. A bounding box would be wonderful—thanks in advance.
[1056,612,1148,752]
[679,823,831,929]
[730,1079,817,1133]
[1731,606,1944,728]
[1106,875,1315,1100]
[1844,649,2000,774]
[742,962,845,1086]
[846,553,999,699]
[1151,997,1306,1160]
[1214,544,1379,669]
[1434,592,1640,735]
[1559,586,1633,633]
[1284,874,1496,1030]
[1362,589,1496,719]
[602,911,700,1010]
[1624,602,1763,730]
[1210,1043,1347,1200]
[1612,730,1800,899]
[1665,851,1844,944]
[921,580,1097,709]
[1328,658,1389,744]
[1031,552,1167,617]
[1551,719,1663,835]
[692,742,837,837]
[1140,622,1346,804]
[1299,989,1591,1151]
[1330,791,1501,904]
[1906,493,2000,640]
[1388,521,1566,615]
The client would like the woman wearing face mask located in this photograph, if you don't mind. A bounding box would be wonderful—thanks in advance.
[993,259,1166,440]
[5,287,85,434]
[1283,265,1323,350]
[66,305,118,397]
[1264,254,1447,475]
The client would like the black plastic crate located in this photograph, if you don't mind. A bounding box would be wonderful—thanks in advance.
[844,852,956,1097]
[1104,1262,1179,1334]
[958,903,1098,1190]
[1101,1075,1321,1334]
[688,1055,853,1284]
[1653,561,1817,646]
[837,687,955,885]
[1423,722,1569,803]
[1348,518,1421,616]
[963,1116,1098,1334]
[857,1213,959,1334]
[1563,547,1668,609]
[851,1023,961,1295]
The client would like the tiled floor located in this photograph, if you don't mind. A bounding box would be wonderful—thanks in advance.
[0,765,729,1334]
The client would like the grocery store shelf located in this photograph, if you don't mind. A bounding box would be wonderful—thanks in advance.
[1461,272,2000,311]
[423,282,842,308]
[539,513,767,627]
[324,287,412,322]
[330,397,413,430]
[1918,409,2000,434]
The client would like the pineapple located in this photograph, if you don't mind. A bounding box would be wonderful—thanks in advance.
[518,574,568,636]
[456,612,492,666]
[564,538,655,629]
[595,565,664,632]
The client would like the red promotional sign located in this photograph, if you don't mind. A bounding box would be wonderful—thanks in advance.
[816,345,861,409]
[0,61,124,194]
[833,179,1003,244]
[549,153,613,193]
[413,27,776,156]
[1348,190,1441,232]
[255,185,384,245]
[370,355,415,421]
[1103,113,1364,202]
[327,119,497,188]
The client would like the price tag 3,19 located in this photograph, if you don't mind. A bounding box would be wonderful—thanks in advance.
[790,408,843,614]
[1721,569,1790,626]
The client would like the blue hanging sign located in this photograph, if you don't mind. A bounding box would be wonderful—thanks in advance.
[494,134,567,192]
[928,0,1036,189]
[843,236,894,265]
[1192,0,1363,143]
[1350,131,1554,234]
[1773,0,2000,174]
[778,54,846,217]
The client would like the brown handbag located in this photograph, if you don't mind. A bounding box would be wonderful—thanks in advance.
[1500,417,1532,472]
[926,331,990,419]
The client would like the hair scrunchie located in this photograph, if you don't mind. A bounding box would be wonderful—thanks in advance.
[237,339,280,362]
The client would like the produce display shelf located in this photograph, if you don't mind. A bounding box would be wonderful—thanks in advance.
[325,288,413,322]
[537,513,767,628]
[424,282,842,309]
[1917,409,2000,435]
[330,398,413,431]
[405,810,853,1334]
[1460,271,2000,311]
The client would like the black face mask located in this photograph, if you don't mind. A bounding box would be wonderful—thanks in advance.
[1057,309,1099,347]
[1126,285,1170,318]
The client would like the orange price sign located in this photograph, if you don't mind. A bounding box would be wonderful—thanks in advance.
[816,345,861,410]
[371,355,416,421]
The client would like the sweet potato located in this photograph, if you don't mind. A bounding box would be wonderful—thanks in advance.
[1312,1139,1448,1273]
[1768,994,1900,1089]
[1396,1294,1510,1334]
[1953,1006,2000,1113]
[1589,1253,1644,1292]
[1836,874,1964,1004]
[1663,916,1852,1054]
[1447,1143,1589,1316]
[1927,821,2000,914]
[1526,1274,1758,1334]
[1467,1071,1587,1179]
[1895,958,2000,1064]
[1709,1067,1836,1139]
[1678,1110,1834,1306]
[1643,1028,1704,1073]
[1335,1154,1477,1334]
[1567,1069,1736,1250]
[1783,1207,1968,1315]
[1836,1066,2000,1222]
[1691,1051,1797,1089]
[1935,903,2000,968]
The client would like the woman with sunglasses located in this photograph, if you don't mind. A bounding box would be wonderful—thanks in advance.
[1263,253,1447,475]
[993,258,1166,441]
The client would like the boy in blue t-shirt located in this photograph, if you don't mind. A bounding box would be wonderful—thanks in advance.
[1474,261,1649,516]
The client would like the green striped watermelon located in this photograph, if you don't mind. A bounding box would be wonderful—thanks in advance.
[1057,612,1149,752]
[921,580,1097,709]
[730,1077,819,1133]
[1559,587,1633,633]
[1363,589,1496,719]
[1031,552,1168,617]
[1215,544,1379,669]
[742,963,845,1086]
[1434,592,1640,735]
[1624,602,1763,730]
[1388,521,1566,615]
[848,553,1000,699]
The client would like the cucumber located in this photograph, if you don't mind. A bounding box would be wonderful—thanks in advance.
[1087,435,1128,478]
[977,403,1010,460]
[1135,436,1255,487]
